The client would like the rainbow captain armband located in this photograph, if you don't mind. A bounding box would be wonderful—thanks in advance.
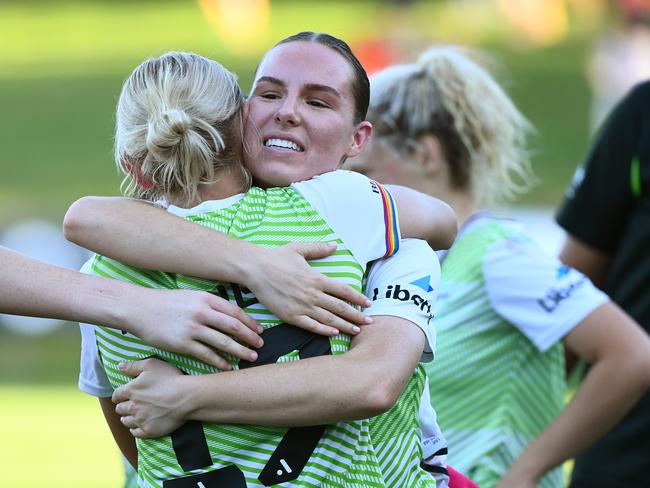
[372,180,400,257]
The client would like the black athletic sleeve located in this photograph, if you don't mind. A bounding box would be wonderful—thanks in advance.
[556,81,650,253]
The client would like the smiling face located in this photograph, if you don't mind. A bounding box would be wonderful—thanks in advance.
[243,41,372,187]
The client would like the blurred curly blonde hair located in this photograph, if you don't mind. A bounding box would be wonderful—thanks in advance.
[368,45,535,206]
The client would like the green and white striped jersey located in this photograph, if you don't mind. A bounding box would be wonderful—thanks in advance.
[427,214,607,488]
[82,237,442,488]
[84,171,400,488]
[363,239,441,488]
[371,365,431,487]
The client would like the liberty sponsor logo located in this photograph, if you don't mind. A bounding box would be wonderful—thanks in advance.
[556,264,570,279]
[371,284,433,315]
[538,266,586,312]
[411,275,434,292]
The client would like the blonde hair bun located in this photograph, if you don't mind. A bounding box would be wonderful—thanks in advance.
[146,109,193,160]
[115,51,249,205]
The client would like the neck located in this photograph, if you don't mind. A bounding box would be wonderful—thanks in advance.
[433,187,477,228]
[168,164,247,208]
[199,166,247,202]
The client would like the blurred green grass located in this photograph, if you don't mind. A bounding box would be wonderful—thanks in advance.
[0,327,81,383]
[0,384,123,487]
[0,329,123,486]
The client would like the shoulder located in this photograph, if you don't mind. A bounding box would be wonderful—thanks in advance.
[368,239,439,284]
[291,170,378,194]
[447,216,520,262]
[629,80,650,103]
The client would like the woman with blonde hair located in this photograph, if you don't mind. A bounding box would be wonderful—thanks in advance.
[348,45,650,488]
[69,39,456,487]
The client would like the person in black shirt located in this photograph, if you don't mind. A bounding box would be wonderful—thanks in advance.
[557,80,650,488]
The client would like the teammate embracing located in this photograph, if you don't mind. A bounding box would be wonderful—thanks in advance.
[67,34,456,487]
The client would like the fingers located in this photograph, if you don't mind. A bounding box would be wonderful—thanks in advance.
[292,315,339,337]
[112,384,130,404]
[117,360,144,379]
[121,416,152,439]
[186,342,234,371]
[200,308,263,349]
[114,399,132,416]
[120,415,137,429]
[306,306,365,336]
[195,327,259,363]
[290,242,337,260]
[322,280,371,309]
[129,427,148,439]
[318,294,373,327]
[207,296,264,339]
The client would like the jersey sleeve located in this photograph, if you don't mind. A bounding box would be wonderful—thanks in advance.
[79,323,113,397]
[556,82,650,252]
[364,239,439,362]
[292,170,400,266]
[78,256,114,397]
[484,235,609,352]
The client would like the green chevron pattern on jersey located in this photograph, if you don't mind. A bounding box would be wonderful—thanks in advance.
[371,365,435,487]
[427,219,564,488]
[90,186,385,488]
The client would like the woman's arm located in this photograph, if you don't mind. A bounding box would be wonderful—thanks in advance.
[559,234,612,289]
[99,397,138,470]
[559,234,614,373]
[0,245,261,369]
[497,301,650,488]
[64,197,372,336]
[114,314,426,437]
[0,245,132,323]
[112,240,438,437]
[387,185,457,250]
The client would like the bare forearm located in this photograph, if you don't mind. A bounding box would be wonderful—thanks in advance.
[0,246,125,326]
[507,303,650,483]
[64,197,257,283]
[65,197,376,335]
[183,318,424,426]
[510,357,649,480]
[185,354,378,425]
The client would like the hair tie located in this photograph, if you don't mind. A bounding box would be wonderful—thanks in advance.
[119,155,153,190]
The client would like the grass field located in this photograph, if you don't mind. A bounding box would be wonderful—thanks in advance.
[0,384,123,487]
[0,330,124,486]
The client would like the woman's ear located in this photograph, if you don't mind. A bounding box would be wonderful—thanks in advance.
[416,135,445,177]
[346,121,373,158]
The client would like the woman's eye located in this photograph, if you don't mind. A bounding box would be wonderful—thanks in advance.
[260,92,280,100]
[308,100,328,108]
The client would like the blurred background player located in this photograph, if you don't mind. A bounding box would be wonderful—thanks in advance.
[348,45,650,488]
